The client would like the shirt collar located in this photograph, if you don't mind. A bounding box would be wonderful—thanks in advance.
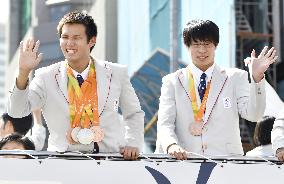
[189,62,215,84]
[71,60,91,80]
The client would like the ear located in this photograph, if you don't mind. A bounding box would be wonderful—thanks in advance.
[5,121,15,134]
[88,36,96,48]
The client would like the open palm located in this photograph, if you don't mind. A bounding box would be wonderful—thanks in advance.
[19,38,43,72]
[250,46,277,82]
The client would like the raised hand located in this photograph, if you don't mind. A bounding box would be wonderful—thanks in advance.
[249,46,278,83]
[16,38,43,90]
[19,38,43,73]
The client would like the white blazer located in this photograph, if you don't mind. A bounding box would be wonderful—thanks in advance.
[156,65,266,156]
[7,59,144,153]
[272,107,284,154]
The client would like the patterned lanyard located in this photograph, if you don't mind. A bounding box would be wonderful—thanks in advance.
[66,62,99,128]
[187,68,211,122]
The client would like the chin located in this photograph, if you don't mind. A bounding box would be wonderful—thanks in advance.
[65,55,77,61]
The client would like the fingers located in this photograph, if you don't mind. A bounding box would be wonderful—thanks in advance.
[33,40,40,53]
[36,53,43,63]
[19,41,24,54]
[24,38,32,52]
[120,146,139,160]
[277,151,284,162]
[267,50,278,65]
[119,147,125,154]
[171,150,187,160]
[265,47,274,58]
[250,49,256,59]
[244,57,251,66]
[258,46,268,58]
[263,47,278,66]
[28,39,35,51]
[168,144,187,160]
[21,38,40,53]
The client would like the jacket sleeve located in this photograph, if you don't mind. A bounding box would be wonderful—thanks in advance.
[27,123,46,151]
[7,71,46,118]
[119,66,145,152]
[156,75,178,153]
[236,70,266,122]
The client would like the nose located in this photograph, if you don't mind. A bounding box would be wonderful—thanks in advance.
[66,38,76,47]
[197,45,207,53]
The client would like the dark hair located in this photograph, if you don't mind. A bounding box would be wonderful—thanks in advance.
[57,11,97,51]
[1,113,33,135]
[183,20,219,47]
[0,133,35,150]
[253,116,275,146]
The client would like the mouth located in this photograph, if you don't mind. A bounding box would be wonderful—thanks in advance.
[66,49,76,54]
[197,56,208,60]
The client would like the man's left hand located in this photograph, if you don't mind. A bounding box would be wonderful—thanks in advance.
[120,146,139,160]
[247,46,278,83]
[276,147,284,162]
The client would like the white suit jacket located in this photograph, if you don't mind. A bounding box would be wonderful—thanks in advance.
[7,59,144,153]
[156,65,265,156]
[272,107,284,154]
[27,123,46,151]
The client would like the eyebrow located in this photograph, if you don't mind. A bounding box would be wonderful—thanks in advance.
[61,34,82,37]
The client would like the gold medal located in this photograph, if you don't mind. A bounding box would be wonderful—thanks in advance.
[91,126,104,142]
[189,122,203,136]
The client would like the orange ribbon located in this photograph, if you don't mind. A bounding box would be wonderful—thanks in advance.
[187,68,211,123]
[66,61,99,129]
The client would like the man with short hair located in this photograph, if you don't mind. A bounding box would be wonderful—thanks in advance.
[0,113,32,136]
[7,11,144,160]
[156,20,277,160]
[0,112,45,151]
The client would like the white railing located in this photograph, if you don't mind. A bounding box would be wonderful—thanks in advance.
[0,151,283,184]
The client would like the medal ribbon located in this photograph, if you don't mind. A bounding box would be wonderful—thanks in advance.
[67,61,99,129]
[187,68,211,122]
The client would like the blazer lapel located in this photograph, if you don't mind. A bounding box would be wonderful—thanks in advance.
[55,60,69,103]
[203,65,228,125]
[95,59,112,116]
[178,67,192,102]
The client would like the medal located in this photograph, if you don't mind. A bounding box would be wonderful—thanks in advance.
[71,127,81,143]
[189,122,203,136]
[67,60,104,145]
[77,128,94,145]
[91,126,104,142]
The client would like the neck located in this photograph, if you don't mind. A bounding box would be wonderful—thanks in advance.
[198,66,209,72]
[196,63,214,72]
[68,58,90,73]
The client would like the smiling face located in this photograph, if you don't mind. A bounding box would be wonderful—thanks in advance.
[60,23,96,71]
[188,40,216,71]
[182,20,219,71]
